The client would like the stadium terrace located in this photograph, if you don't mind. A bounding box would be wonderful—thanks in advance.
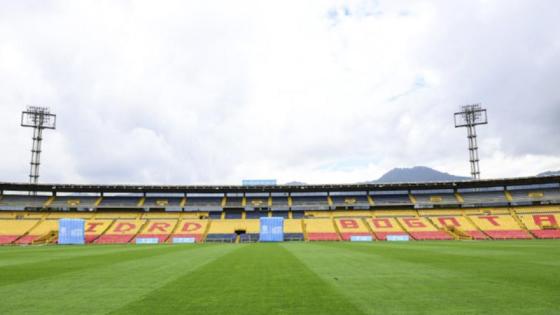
[0,175,559,245]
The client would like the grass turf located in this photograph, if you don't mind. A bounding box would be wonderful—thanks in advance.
[0,241,559,314]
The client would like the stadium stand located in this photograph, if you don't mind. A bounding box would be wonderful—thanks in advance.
[1,176,560,244]
[304,218,339,241]
[95,219,146,244]
[396,217,453,240]
[413,191,460,206]
[185,196,223,211]
[206,219,259,243]
[170,220,208,242]
[508,188,560,205]
[134,219,178,243]
[468,215,532,239]
[0,195,49,209]
[98,197,141,208]
[291,195,329,210]
[84,219,113,243]
[330,194,371,209]
[365,217,409,240]
[143,197,183,208]
[428,215,488,239]
[334,218,373,240]
[0,219,38,244]
[460,190,508,206]
[370,193,411,206]
[15,219,58,244]
[284,219,304,241]
[518,213,560,239]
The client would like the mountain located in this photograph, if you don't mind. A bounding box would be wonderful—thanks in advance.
[284,181,308,186]
[372,166,470,183]
[537,170,560,177]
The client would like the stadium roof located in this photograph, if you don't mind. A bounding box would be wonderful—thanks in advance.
[0,176,559,194]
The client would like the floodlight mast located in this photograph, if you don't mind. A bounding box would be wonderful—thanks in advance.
[454,104,488,180]
[20,106,56,185]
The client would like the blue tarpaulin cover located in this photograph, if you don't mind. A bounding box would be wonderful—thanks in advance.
[58,219,85,245]
[259,217,284,242]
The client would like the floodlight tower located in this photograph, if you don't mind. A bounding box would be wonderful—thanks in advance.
[21,106,56,184]
[454,104,487,180]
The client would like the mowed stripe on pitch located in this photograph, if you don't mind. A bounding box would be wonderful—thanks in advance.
[0,244,238,315]
[285,241,560,315]
[113,243,366,315]
[0,244,203,286]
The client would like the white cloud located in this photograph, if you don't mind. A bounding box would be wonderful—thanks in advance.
[0,0,559,185]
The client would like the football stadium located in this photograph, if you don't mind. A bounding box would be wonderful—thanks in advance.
[1,177,560,314]
[2,1,560,315]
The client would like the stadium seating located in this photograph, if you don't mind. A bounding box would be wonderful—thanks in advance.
[304,218,339,241]
[0,219,38,244]
[98,197,141,208]
[468,215,532,239]
[95,219,145,244]
[365,217,409,240]
[47,212,94,219]
[134,220,178,243]
[396,217,453,240]
[428,215,488,239]
[334,218,373,240]
[518,213,560,239]
[283,219,304,241]
[15,220,58,244]
[170,220,208,242]
[85,219,113,243]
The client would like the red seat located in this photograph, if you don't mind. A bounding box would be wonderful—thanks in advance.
[485,230,532,240]
[0,235,18,244]
[95,235,135,244]
[465,231,488,240]
[374,232,409,240]
[307,233,339,241]
[409,231,453,240]
[14,235,37,245]
[531,230,560,239]
[340,232,373,241]
[85,235,99,243]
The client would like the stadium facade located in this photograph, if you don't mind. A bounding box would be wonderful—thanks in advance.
[0,175,559,245]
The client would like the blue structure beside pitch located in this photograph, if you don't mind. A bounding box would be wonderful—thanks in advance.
[58,219,85,245]
[260,217,284,242]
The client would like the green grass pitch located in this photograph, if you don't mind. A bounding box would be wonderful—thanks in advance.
[1,241,559,315]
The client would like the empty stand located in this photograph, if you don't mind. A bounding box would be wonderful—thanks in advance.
[429,215,487,239]
[85,219,113,243]
[365,217,409,240]
[460,190,508,206]
[134,219,178,243]
[95,219,145,244]
[15,220,58,244]
[170,220,208,242]
[370,193,411,206]
[98,197,141,208]
[284,219,304,241]
[335,218,372,240]
[469,215,531,239]
[304,219,339,241]
[519,213,560,239]
[0,219,38,244]
[331,195,371,209]
[397,217,452,240]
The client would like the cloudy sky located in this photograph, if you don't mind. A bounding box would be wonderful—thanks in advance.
[0,0,559,185]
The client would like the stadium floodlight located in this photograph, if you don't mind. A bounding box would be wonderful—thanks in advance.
[454,104,487,180]
[21,106,56,185]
